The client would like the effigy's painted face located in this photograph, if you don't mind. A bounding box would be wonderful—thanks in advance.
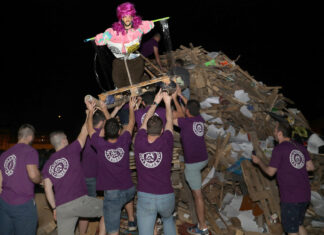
[122,15,133,28]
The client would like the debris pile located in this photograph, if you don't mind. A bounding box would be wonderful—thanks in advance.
[155,44,324,234]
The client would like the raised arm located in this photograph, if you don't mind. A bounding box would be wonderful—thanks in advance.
[95,29,113,46]
[78,122,88,149]
[172,85,185,119]
[123,97,136,134]
[43,178,57,220]
[163,92,173,133]
[26,165,42,184]
[98,100,111,120]
[110,101,126,118]
[85,100,97,138]
[140,89,163,130]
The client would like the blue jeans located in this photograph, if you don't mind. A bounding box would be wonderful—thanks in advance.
[0,198,38,235]
[85,177,97,197]
[104,186,136,234]
[137,192,176,235]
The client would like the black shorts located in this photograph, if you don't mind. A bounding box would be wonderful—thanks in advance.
[280,202,309,233]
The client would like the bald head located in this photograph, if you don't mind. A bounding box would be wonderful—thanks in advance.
[49,131,67,150]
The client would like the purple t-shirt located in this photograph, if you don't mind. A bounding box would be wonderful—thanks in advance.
[90,131,133,191]
[140,38,159,57]
[0,144,39,205]
[42,141,87,207]
[178,115,208,163]
[269,141,311,203]
[135,106,166,128]
[134,129,173,194]
[81,128,100,178]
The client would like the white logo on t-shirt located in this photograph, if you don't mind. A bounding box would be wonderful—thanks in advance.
[105,148,125,163]
[4,154,16,176]
[289,149,305,169]
[139,152,163,168]
[49,158,69,179]
[193,122,204,137]
[141,112,160,125]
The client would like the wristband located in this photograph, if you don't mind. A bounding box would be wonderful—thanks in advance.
[153,101,158,106]
[52,207,56,210]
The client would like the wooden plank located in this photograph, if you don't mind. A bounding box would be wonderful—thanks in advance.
[98,76,171,100]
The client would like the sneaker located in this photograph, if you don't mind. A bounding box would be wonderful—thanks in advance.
[187,224,209,235]
[128,220,137,231]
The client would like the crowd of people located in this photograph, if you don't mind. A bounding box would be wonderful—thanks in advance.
[0,1,315,235]
[0,86,211,235]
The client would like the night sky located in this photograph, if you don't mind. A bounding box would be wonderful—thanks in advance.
[1,1,322,139]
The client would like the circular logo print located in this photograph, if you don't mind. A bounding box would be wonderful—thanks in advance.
[289,149,305,169]
[49,158,69,179]
[4,154,16,176]
[141,112,160,125]
[139,152,163,168]
[105,148,125,163]
[193,122,204,137]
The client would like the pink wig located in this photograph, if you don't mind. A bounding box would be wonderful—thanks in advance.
[112,2,142,35]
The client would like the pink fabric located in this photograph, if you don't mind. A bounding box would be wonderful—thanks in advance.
[95,21,154,54]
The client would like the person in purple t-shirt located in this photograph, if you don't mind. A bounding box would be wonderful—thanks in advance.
[135,91,166,128]
[79,100,122,235]
[42,117,105,235]
[134,89,176,235]
[252,122,315,235]
[173,93,209,235]
[140,32,164,70]
[0,124,42,235]
[86,97,137,235]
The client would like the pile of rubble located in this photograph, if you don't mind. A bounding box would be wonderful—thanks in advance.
[156,44,324,235]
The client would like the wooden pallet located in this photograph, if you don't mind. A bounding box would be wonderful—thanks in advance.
[241,160,283,234]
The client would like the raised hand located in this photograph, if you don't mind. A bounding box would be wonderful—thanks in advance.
[129,96,137,110]
[85,99,96,113]
[98,100,107,111]
[162,91,172,104]
[154,89,163,105]
[251,155,260,165]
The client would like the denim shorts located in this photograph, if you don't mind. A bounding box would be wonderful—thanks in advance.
[85,177,97,197]
[281,202,309,233]
[103,186,136,234]
[184,160,208,190]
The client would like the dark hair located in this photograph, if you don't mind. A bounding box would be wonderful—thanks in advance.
[104,118,121,139]
[141,91,155,106]
[186,99,200,116]
[154,32,161,37]
[147,116,163,136]
[277,122,292,138]
[18,124,35,140]
[93,110,106,126]
[175,58,184,67]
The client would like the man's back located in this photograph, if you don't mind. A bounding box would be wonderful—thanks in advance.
[134,129,173,194]
[42,140,87,206]
[90,131,133,191]
[269,141,311,203]
[0,143,38,205]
